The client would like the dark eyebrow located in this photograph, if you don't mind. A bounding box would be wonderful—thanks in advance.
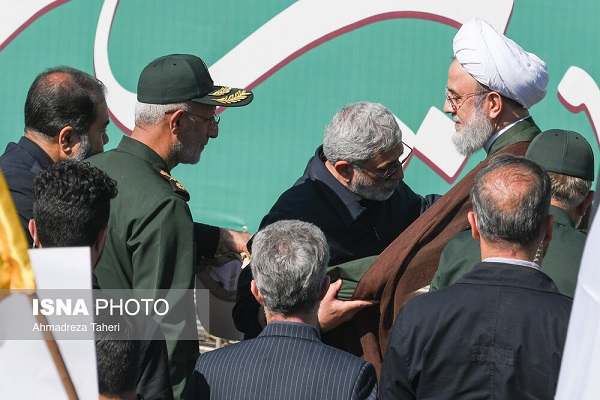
[380,157,401,170]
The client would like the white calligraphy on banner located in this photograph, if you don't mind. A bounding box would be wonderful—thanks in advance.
[558,66,600,141]
[1,0,598,183]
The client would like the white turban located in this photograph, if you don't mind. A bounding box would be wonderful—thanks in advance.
[453,18,548,109]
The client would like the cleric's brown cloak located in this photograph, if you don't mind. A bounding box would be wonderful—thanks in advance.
[322,117,541,376]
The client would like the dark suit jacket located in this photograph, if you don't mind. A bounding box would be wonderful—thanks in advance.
[0,136,53,245]
[185,321,377,400]
[380,262,572,399]
[432,206,586,297]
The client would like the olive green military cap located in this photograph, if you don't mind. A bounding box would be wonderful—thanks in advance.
[525,129,595,181]
[137,54,253,107]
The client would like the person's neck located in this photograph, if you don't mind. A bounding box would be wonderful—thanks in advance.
[266,309,319,330]
[480,241,538,264]
[130,125,176,170]
[24,131,60,162]
[494,108,530,132]
[550,199,581,227]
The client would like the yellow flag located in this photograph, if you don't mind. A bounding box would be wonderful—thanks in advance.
[0,171,35,300]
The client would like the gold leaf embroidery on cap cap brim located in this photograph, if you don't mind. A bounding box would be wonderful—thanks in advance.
[214,90,250,104]
[209,87,231,96]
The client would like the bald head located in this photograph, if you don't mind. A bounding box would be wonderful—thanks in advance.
[471,154,551,247]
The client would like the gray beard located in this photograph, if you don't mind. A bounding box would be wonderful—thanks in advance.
[70,134,90,161]
[451,106,495,157]
[169,124,203,165]
[348,172,397,201]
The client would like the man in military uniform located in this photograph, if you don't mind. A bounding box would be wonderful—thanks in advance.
[87,54,253,399]
[431,129,595,297]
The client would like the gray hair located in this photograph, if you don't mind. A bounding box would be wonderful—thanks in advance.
[548,172,592,212]
[134,101,191,126]
[251,220,330,316]
[471,154,551,246]
[323,102,402,164]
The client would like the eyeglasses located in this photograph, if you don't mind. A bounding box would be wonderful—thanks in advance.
[185,110,220,126]
[352,142,413,180]
[164,109,220,126]
[445,85,489,113]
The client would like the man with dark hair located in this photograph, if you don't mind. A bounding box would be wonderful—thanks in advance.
[186,220,377,400]
[30,161,173,400]
[432,129,595,297]
[0,66,110,244]
[30,160,115,249]
[380,154,572,399]
[87,54,253,398]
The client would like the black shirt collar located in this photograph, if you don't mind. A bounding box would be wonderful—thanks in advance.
[307,146,366,222]
[18,136,53,168]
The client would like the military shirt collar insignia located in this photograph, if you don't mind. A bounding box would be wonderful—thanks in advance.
[155,167,190,201]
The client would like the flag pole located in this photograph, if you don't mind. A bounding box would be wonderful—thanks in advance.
[28,293,79,400]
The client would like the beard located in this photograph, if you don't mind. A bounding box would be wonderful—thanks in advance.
[70,134,90,161]
[170,124,203,165]
[451,103,495,157]
[348,171,397,201]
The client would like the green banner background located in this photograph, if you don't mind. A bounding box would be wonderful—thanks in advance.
[0,1,598,233]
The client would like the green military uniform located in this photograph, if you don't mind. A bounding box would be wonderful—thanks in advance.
[88,135,221,399]
[431,205,586,297]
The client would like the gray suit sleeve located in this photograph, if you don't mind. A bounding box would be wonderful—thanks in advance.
[351,362,378,400]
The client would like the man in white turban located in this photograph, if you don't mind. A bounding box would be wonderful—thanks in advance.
[325,18,550,376]
[447,17,548,156]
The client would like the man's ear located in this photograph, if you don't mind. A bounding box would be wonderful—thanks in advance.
[467,211,481,240]
[319,275,331,301]
[250,280,265,306]
[94,225,109,255]
[333,160,354,183]
[577,191,595,218]
[167,109,186,135]
[57,126,77,159]
[544,214,554,243]
[90,225,109,268]
[28,219,40,248]
[486,91,503,120]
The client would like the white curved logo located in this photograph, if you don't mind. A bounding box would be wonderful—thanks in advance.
[0,1,67,51]
[93,0,515,182]
[558,66,600,144]
[3,2,597,183]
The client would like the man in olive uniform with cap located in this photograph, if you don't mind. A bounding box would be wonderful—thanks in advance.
[87,54,253,399]
[432,129,595,297]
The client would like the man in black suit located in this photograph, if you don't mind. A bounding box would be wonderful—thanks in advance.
[186,219,377,400]
[380,154,572,399]
[0,66,110,244]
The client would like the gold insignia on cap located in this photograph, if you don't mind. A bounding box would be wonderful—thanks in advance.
[214,89,251,104]
[209,86,232,96]
[159,170,187,192]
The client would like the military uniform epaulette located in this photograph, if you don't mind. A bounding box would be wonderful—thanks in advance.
[155,166,190,201]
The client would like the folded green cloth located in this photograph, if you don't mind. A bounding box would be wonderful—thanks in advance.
[326,255,378,300]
